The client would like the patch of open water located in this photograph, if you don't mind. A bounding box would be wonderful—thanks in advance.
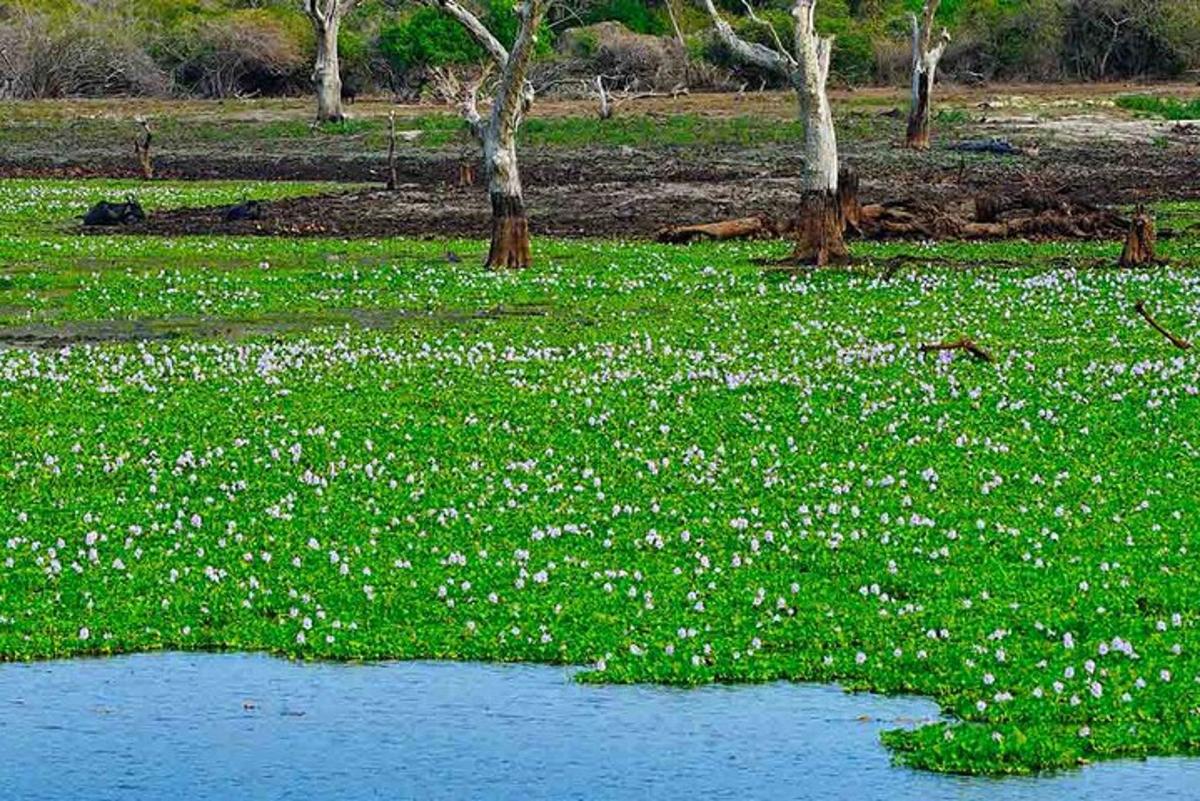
[1,652,1196,800]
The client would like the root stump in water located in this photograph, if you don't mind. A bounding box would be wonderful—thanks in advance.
[789,190,849,267]
[1119,207,1157,268]
[486,194,532,270]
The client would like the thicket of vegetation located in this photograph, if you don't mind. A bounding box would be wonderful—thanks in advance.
[0,0,1197,99]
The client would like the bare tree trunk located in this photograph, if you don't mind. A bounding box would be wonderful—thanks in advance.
[700,0,847,266]
[313,17,344,123]
[484,137,531,269]
[431,0,544,269]
[905,1,950,150]
[791,1,846,265]
[386,110,399,190]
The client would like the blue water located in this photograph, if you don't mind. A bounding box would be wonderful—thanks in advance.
[0,653,1197,800]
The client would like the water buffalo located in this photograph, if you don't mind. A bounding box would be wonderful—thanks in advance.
[223,200,264,222]
[82,198,145,226]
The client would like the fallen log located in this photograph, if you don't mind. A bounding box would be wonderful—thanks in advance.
[657,216,775,244]
[1134,301,1191,351]
[919,337,995,363]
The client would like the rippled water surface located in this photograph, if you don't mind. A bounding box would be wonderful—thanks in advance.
[1,653,1197,800]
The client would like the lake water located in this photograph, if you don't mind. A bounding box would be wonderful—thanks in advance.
[1,652,1196,800]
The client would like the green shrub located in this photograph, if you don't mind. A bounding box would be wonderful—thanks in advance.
[584,0,668,36]
[379,1,551,74]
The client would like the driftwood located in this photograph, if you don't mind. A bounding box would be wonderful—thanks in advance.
[1134,301,1191,351]
[1119,207,1157,268]
[950,137,1027,156]
[658,216,776,244]
[133,117,153,180]
[919,337,995,363]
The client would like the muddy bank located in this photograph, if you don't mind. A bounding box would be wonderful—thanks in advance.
[113,167,1145,243]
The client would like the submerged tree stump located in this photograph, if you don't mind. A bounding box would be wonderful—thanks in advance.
[1119,208,1157,268]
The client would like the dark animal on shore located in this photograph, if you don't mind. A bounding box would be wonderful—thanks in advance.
[81,198,145,226]
[224,200,264,223]
[341,85,358,104]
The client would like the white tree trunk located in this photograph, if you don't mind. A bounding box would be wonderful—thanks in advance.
[906,1,950,150]
[431,0,543,268]
[482,121,530,269]
[313,18,344,123]
[791,0,846,265]
[700,0,847,265]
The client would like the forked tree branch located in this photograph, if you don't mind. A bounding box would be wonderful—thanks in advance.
[424,0,510,67]
[1135,301,1192,351]
[698,0,793,77]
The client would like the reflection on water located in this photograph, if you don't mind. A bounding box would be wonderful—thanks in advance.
[0,653,1196,800]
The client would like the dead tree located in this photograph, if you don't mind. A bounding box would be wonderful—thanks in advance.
[906,0,951,150]
[386,111,399,191]
[303,0,357,123]
[133,117,153,180]
[1119,206,1157,268]
[428,0,546,269]
[700,0,847,265]
[595,75,612,120]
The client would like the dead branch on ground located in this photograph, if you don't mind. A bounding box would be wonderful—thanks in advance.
[1134,301,1191,351]
[919,337,995,363]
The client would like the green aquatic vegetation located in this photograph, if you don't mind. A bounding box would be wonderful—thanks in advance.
[1,180,1200,776]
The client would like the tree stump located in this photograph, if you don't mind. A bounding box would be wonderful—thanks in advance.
[1119,208,1157,268]
[458,162,477,187]
[838,165,862,236]
[792,190,849,267]
[134,118,154,180]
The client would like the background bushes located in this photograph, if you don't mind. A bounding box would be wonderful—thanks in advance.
[0,0,1197,100]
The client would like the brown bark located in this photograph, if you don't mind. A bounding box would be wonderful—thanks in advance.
[837,165,861,235]
[487,193,532,270]
[134,119,153,180]
[459,162,476,187]
[1119,209,1157,268]
[386,111,399,191]
[792,190,848,266]
[906,76,931,149]
[919,337,994,363]
[1134,301,1191,351]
